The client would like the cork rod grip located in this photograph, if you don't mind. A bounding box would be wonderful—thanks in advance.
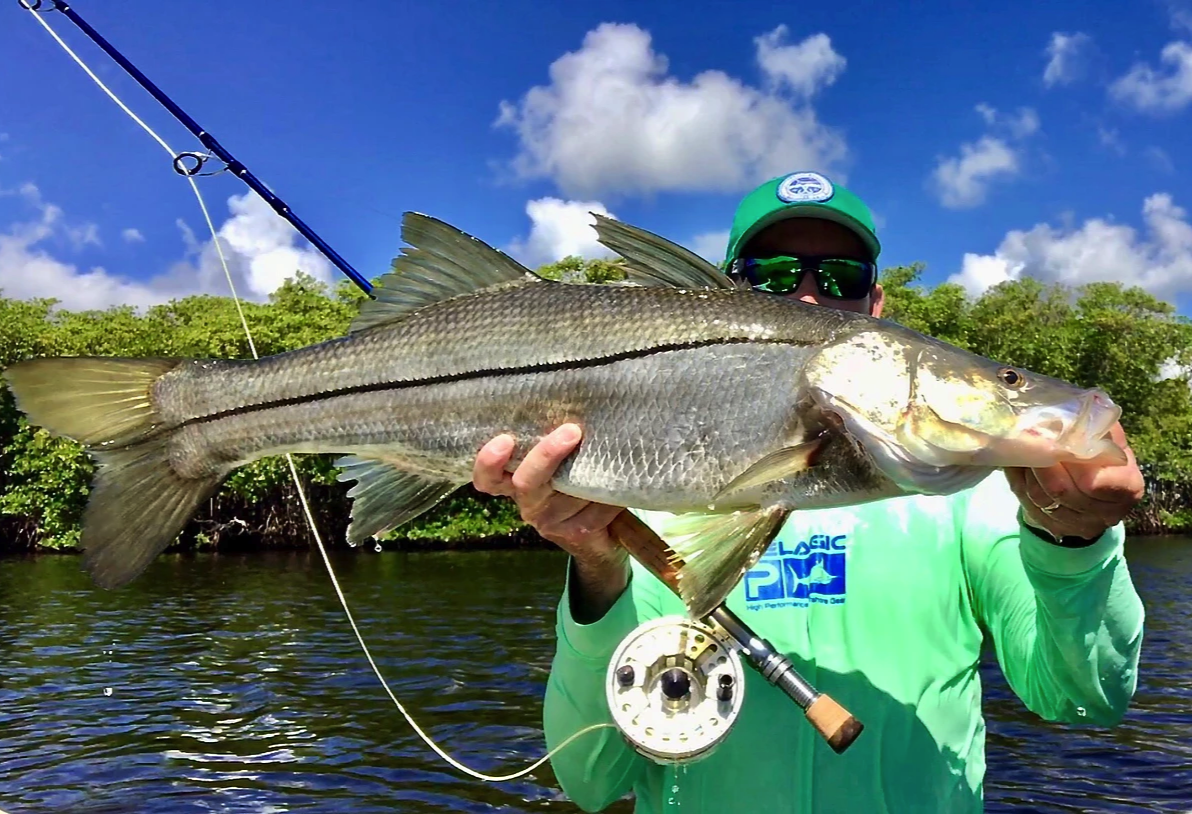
[805,694,864,754]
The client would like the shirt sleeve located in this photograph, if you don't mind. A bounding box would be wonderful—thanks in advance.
[541,555,665,812]
[957,473,1146,726]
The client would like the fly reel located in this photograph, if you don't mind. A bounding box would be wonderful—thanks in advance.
[605,615,746,764]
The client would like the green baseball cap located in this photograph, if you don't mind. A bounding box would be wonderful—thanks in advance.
[724,171,881,265]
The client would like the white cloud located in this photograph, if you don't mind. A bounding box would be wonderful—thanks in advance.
[688,230,731,264]
[1043,32,1092,87]
[1169,1,1192,33]
[167,191,334,299]
[121,227,145,243]
[0,186,334,311]
[930,104,1040,209]
[504,197,616,268]
[1098,126,1127,154]
[494,22,849,199]
[1109,41,1192,113]
[931,136,1019,209]
[755,28,846,97]
[975,104,1040,138]
[1159,357,1191,381]
[949,193,1192,301]
[1146,145,1176,173]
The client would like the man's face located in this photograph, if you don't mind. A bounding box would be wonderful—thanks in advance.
[738,218,884,317]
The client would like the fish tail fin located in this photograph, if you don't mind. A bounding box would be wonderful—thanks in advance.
[3,356,185,446]
[4,356,218,589]
[83,439,221,589]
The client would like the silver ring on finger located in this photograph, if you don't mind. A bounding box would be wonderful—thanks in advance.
[1040,499,1061,515]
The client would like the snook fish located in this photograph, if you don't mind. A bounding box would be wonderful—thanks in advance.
[2,213,1127,618]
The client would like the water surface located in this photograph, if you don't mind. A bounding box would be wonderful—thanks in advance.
[0,538,1188,812]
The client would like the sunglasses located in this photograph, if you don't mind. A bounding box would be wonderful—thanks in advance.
[730,255,876,300]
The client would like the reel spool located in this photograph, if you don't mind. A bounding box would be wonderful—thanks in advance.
[605,615,746,764]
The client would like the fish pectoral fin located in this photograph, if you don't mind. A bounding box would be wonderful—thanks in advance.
[662,506,790,619]
[334,456,459,544]
[709,439,826,506]
[591,214,742,291]
[349,212,544,333]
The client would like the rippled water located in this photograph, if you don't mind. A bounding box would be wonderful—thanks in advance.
[0,538,1188,813]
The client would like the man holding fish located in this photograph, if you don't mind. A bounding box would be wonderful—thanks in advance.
[4,163,1147,812]
[473,171,1146,812]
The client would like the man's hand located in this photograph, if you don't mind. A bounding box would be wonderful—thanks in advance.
[1005,422,1145,542]
[472,423,629,621]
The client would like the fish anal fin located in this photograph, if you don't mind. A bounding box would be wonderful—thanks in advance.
[350,213,543,333]
[334,455,459,544]
[660,506,790,619]
[710,438,826,507]
[608,511,682,593]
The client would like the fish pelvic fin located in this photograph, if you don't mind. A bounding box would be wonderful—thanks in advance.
[661,506,790,619]
[84,438,221,589]
[591,214,742,291]
[334,456,460,544]
[350,212,545,333]
[3,356,183,447]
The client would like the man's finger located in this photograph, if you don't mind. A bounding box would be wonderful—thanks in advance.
[473,434,516,496]
[524,492,591,532]
[1029,463,1080,509]
[549,502,626,542]
[511,424,583,503]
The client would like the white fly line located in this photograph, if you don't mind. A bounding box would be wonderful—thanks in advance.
[22,3,613,785]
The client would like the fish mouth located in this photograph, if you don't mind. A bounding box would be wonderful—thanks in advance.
[1006,389,1126,466]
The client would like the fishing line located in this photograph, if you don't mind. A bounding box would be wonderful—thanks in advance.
[21,2,614,784]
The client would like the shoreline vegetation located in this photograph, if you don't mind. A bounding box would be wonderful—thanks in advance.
[1,256,1189,557]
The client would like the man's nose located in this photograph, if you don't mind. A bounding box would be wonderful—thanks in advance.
[794,274,820,304]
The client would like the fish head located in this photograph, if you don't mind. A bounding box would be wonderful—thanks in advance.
[801,326,1127,497]
[899,345,1126,469]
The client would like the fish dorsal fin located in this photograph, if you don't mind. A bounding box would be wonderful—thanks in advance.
[591,213,741,291]
[659,506,790,619]
[350,212,543,333]
[334,455,460,543]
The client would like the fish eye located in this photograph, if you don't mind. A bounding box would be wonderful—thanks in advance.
[997,367,1025,389]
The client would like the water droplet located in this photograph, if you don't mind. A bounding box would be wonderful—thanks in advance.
[374,543,382,553]
[103,687,113,697]
[347,539,358,548]
[1076,706,1087,716]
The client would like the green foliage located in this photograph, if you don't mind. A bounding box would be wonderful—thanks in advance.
[536,255,627,284]
[0,255,1189,554]
[0,424,91,549]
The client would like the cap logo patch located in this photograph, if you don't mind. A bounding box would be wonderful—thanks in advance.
[776,172,834,203]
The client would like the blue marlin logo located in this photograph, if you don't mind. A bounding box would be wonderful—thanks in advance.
[743,531,848,608]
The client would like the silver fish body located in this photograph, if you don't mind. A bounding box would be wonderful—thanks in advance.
[160,283,875,510]
[2,213,1127,617]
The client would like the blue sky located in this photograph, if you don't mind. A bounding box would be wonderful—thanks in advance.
[1,0,1190,314]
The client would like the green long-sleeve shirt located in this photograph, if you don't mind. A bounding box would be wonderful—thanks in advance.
[541,471,1145,813]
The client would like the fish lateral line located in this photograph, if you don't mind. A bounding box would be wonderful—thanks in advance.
[167,335,814,432]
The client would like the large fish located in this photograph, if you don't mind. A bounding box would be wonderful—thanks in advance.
[2,213,1126,618]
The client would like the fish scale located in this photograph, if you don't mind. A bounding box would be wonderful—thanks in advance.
[2,211,1127,617]
[154,282,860,428]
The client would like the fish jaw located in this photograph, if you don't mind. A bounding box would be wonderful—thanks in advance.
[958,389,1126,468]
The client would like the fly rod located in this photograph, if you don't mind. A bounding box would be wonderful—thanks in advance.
[19,0,374,296]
